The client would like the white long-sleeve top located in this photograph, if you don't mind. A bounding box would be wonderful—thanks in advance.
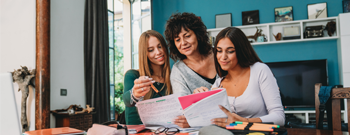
[212,62,285,126]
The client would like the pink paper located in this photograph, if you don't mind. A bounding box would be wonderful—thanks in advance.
[178,89,224,110]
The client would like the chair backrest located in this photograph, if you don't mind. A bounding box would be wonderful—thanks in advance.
[315,83,350,132]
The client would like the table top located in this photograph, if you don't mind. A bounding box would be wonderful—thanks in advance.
[287,128,348,135]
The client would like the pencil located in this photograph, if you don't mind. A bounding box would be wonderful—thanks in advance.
[151,84,163,97]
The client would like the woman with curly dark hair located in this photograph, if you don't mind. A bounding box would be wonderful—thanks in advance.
[165,12,218,128]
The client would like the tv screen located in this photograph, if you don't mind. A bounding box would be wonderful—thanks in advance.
[265,59,328,109]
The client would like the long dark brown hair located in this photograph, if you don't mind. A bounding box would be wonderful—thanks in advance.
[138,30,172,100]
[214,27,262,77]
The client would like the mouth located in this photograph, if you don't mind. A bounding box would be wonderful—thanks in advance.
[155,55,164,61]
[220,61,229,65]
[182,45,191,51]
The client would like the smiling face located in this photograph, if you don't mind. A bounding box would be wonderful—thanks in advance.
[173,27,199,57]
[216,37,239,71]
[147,36,165,66]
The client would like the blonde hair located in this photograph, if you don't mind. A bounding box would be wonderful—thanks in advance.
[138,30,172,100]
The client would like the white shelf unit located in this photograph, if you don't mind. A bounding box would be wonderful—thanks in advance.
[208,17,339,46]
[285,110,346,124]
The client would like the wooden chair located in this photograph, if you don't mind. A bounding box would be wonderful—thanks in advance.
[315,83,350,132]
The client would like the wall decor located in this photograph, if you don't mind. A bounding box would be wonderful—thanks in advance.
[308,3,328,19]
[215,13,232,28]
[344,0,350,13]
[242,10,259,25]
[275,6,293,22]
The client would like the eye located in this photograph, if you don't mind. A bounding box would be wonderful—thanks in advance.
[228,50,235,53]
[186,35,190,38]
[175,39,180,42]
[216,49,222,52]
[148,49,153,52]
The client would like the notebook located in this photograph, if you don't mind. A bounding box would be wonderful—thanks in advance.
[126,125,146,134]
[178,89,223,110]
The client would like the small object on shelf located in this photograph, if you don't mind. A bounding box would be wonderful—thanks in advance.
[273,33,282,41]
[325,21,336,36]
[343,0,350,13]
[246,27,263,41]
[257,36,265,42]
[283,26,301,40]
[308,2,328,19]
[304,25,324,38]
[75,105,95,114]
[242,10,259,25]
[51,104,83,115]
[215,13,232,28]
[275,6,293,22]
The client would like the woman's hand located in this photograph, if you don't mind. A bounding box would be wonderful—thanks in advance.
[132,76,155,98]
[211,105,246,128]
[193,87,209,94]
[174,115,190,128]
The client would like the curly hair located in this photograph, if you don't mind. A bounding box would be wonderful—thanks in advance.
[164,12,212,61]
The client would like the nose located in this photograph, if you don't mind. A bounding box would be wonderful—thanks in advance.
[155,48,162,55]
[180,38,186,46]
[221,52,228,60]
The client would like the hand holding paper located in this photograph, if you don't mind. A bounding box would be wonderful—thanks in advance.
[178,89,231,127]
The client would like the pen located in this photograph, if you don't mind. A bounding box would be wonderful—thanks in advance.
[151,84,163,97]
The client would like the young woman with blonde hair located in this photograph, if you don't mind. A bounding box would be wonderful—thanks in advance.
[122,30,172,125]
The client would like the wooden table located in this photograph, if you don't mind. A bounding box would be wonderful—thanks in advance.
[287,128,349,135]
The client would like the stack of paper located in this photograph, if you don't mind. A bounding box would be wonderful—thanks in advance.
[136,89,231,128]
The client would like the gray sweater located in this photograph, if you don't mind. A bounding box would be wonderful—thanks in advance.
[170,60,218,96]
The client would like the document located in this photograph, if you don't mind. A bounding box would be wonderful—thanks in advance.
[136,94,183,127]
[178,89,231,127]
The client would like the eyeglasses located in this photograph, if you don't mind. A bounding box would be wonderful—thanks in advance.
[153,126,180,135]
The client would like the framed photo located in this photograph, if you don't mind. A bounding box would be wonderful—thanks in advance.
[215,13,232,28]
[344,0,350,13]
[242,10,259,25]
[308,3,328,19]
[275,6,293,22]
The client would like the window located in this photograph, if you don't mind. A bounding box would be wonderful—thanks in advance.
[108,0,125,120]
[131,0,152,69]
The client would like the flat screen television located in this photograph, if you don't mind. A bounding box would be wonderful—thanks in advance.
[265,59,328,109]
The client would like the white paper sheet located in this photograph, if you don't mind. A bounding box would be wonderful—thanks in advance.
[136,94,183,127]
[183,89,231,127]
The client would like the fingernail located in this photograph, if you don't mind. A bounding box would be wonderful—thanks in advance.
[151,81,155,83]
[145,76,149,79]
[149,78,153,80]
[219,105,223,109]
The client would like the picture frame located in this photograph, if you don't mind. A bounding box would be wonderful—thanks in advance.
[307,2,328,19]
[242,10,259,25]
[275,6,293,22]
[344,0,350,13]
[215,13,232,28]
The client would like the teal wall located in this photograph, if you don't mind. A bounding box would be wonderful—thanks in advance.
[152,0,344,86]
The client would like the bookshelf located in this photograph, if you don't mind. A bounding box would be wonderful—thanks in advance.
[207,17,339,46]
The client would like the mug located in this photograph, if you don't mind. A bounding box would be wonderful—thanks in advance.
[257,36,264,42]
